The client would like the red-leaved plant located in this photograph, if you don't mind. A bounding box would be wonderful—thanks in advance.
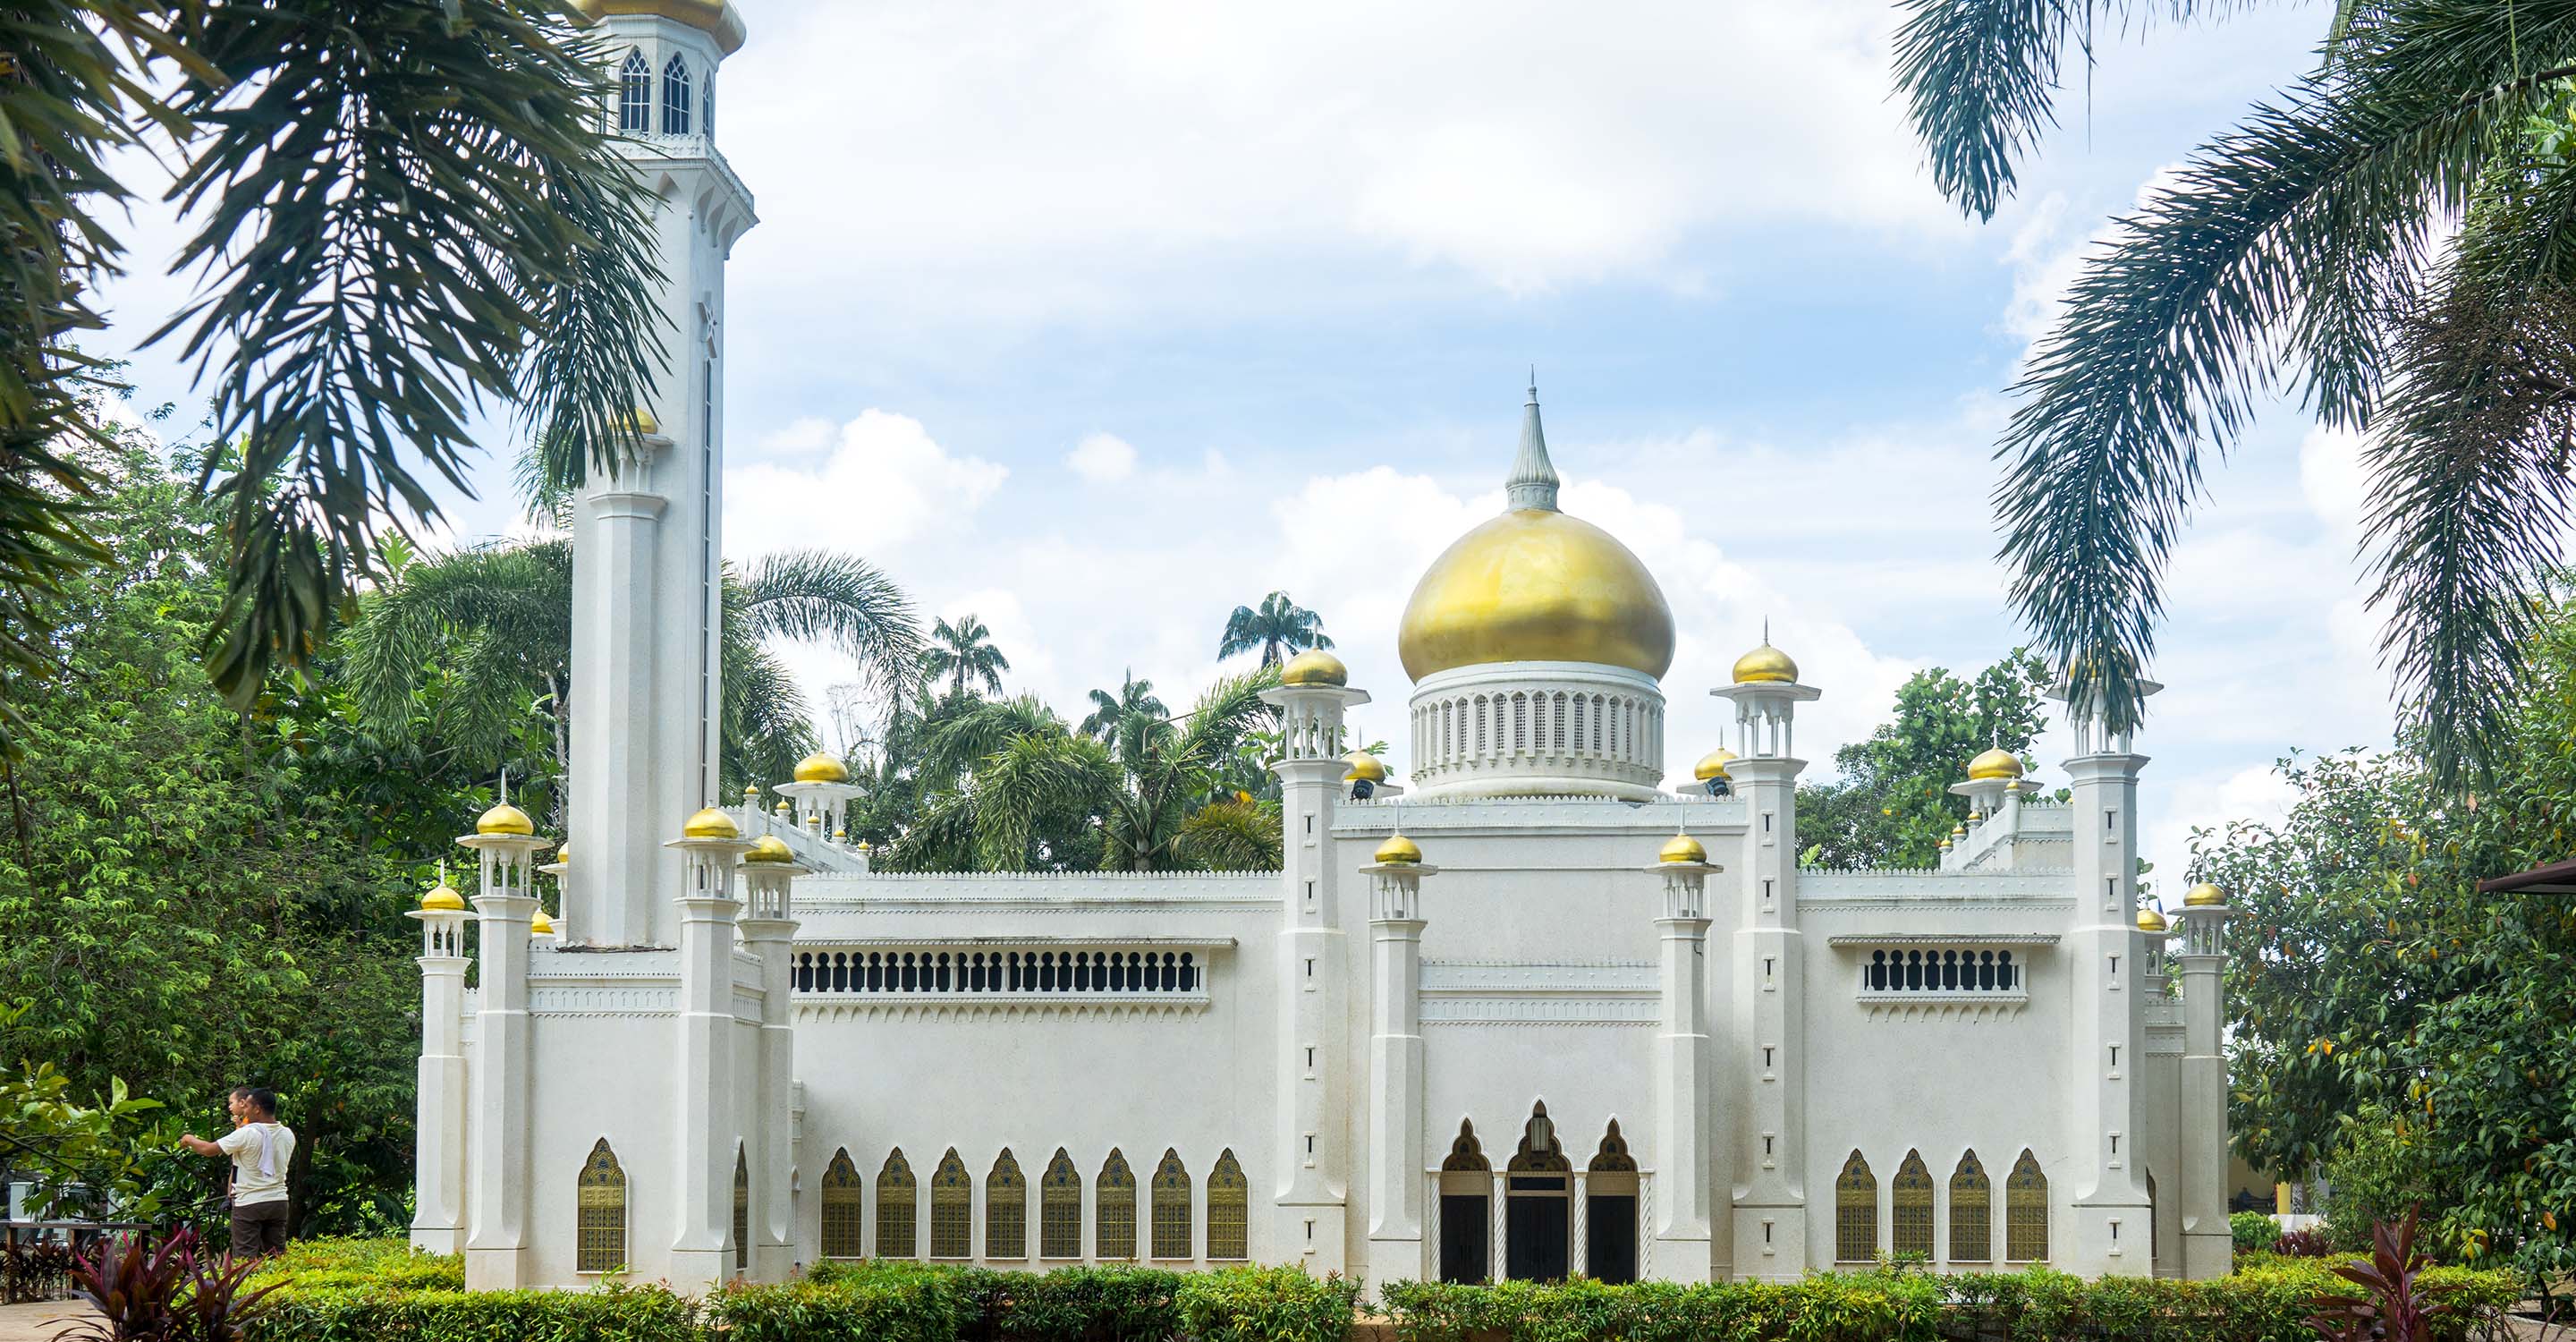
[2306,1209,2458,1342]
[55,1228,278,1342]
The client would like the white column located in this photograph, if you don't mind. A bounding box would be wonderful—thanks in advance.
[1649,850,1717,1282]
[1364,855,1433,1291]
[461,826,550,1290]
[569,442,669,948]
[739,854,802,1282]
[2175,893,2238,1279]
[2064,747,2155,1274]
[408,899,472,1254]
[667,820,754,1289]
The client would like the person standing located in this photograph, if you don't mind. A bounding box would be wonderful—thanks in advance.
[181,1087,296,1258]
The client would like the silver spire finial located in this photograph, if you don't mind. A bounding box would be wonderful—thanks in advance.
[1506,375,1560,512]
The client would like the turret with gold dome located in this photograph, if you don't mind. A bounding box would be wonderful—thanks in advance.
[1400,382,1676,801]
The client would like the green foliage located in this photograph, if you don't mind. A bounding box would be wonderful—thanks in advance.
[924,615,1013,702]
[0,999,171,1219]
[1175,1266,1357,1342]
[1217,593,1332,669]
[2321,1108,2444,1253]
[2233,1210,2283,1253]
[1796,650,2050,870]
[250,1281,699,1342]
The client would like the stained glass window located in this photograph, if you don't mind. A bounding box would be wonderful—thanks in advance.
[820,1150,862,1260]
[1208,1150,1248,1260]
[1040,1149,1082,1259]
[1097,1150,1137,1260]
[1892,1151,1934,1259]
[877,1150,917,1259]
[2005,1150,2049,1261]
[930,1149,972,1258]
[1950,1151,1991,1263]
[1835,1151,1877,1262]
[576,1139,626,1273]
[732,1145,750,1273]
[987,1150,1027,1259]
[1149,1148,1191,1260]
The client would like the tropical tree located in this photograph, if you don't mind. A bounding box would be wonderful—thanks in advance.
[1893,0,2576,786]
[1080,670,1170,761]
[3,2,665,726]
[923,613,1011,700]
[1797,650,2051,870]
[1218,591,1333,667]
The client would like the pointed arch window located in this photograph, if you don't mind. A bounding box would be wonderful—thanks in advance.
[876,1149,917,1258]
[1585,1120,1640,1286]
[1949,1151,1991,1263]
[576,1138,627,1273]
[987,1149,1027,1259]
[660,54,693,135]
[1208,1150,1249,1260]
[617,50,652,132]
[1040,1149,1082,1259]
[1149,1148,1192,1259]
[732,1144,750,1273]
[1835,1150,1877,1263]
[820,1150,863,1259]
[1097,1149,1138,1260]
[2005,1150,2049,1262]
[1438,1120,1490,1284]
[1893,1150,1934,1259]
[929,1148,972,1258]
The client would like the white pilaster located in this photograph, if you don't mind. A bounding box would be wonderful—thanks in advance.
[569,444,669,947]
[1363,853,1434,1291]
[2175,891,2238,1279]
[1648,848,1718,1282]
[408,895,473,1255]
[667,819,754,1289]
[2064,745,2155,1275]
[738,851,803,1282]
[461,825,551,1290]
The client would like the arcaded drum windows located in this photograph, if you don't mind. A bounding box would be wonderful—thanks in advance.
[661,54,693,135]
[1950,1150,1992,1263]
[1040,1149,1082,1259]
[1097,1149,1137,1260]
[617,50,651,132]
[575,1139,626,1274]
[820,1150,863,1260]
[1149,1148,1192,1260]
[876,1149,917,1258]
[2006,1149,2050,1261]
[1835,1150,1877,1262]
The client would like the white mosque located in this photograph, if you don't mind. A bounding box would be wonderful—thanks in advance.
[407,0,2239,1294]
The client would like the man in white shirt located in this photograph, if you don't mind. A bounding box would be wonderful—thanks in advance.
[180,1087,297,1258]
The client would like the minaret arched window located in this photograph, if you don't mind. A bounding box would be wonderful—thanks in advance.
[1892,1150,1934,1259]
[929,1148,972,1258]
[1040,1149,1082,1259]
[661,54,694,135]
[731,1144,750,1273]
[987,1149,1027,1259]
[1950,1150,1992,1262]
[820,1149,863,1259]
[1097,1149,1138,1260]
[617,50,652,132]
[1207,1150,1248,1260]
[1149,1148,1191,1260]
[876,1149,917,1258]
[575,1138,627,1273]
[2005,1149,2049,1261]
[1835,1150,1877,1262]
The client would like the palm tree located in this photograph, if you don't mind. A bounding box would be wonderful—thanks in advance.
[1218,592,1332,667]
[4,4,663,724]
[1893,0,2576,784]
[923,614,1011,701]
[1080,670,1171,761]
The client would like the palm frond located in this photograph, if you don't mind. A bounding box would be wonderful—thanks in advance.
[738,548,925,701]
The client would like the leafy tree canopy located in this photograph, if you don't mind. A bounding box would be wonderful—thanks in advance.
[1797,650,2051,870]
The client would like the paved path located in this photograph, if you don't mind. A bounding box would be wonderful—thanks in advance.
[0,1301,87,1342]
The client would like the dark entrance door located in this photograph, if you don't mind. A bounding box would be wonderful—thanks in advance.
[1585,1193,1638,1283]
[1504,1175,1569,1280]
[1438,1194,1489,1282]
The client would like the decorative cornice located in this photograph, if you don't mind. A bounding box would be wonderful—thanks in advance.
[796,935,1236,948]
[795,995,1210,1020]
[1854,992,2030,1017]
[1825,933,2061,947]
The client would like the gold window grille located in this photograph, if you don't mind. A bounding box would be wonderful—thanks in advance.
[575,1139,627,1274]
[987,1149,1027,1259]
[877,1149,918,1259]
[820,1150,863,1260]
[1097,1149,1138,1260]
[732,1145,750,1274]
[1950,1151,1991,1263]
[1835,1151,1877,1263]
[1149,1148,1192,1260]
[2005,1150,2049,1262]
[1207,1149,1249,1261]
[930,1149,973,1258]
[1040,1149,1082,1259]
[1892,1151,1934,1259]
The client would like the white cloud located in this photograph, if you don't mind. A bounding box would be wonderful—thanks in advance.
[2298,424,2370,538]
[725,409,1007,558]
[1067,432,1140,483]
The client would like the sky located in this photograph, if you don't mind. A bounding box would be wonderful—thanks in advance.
[90,1,2382,901]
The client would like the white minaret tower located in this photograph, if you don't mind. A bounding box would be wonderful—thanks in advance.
[737,835,805,1283]
[407,865,473,1255]
[665,804,756,1289]
[1647,828,1721,1282]
[459,793,555,1290]
[1361,828,1434,1290]
[2173,881,2238,1279]
[565,0,757,948]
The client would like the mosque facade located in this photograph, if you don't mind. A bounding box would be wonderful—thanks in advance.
[408,0,2238,1294]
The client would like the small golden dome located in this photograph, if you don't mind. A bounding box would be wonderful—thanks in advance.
[682,806,741,840]
[476,802,534,837]
[1374,832,1422,865]
[1731,642,1798,684]
[1659,832,1707,864]
[1344,752,1387,783]
[1967,747,2025,781]
[1280,649,1350,686]
[530,907,556,936]
[420,881,467,913]
[2184,881,2226,907]
[567,0,747,55]
[793,751,851,784]
[2137,906,2170,933]
[1692,748,1737,781]
[552,842,569,867]
[1951,823,1967,837]
[1397,510,1675,682]
[744,835,794,864]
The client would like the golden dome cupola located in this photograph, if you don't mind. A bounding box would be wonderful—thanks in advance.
[1399,381,1675,802]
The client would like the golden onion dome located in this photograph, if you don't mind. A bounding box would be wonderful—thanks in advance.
[530,907,556,936]
[1658,832,1707,864]
[1731,642,1799,684]
[793,751,851,784]
[1397,509,1675,682]
[1951,823,1967,837]
[1692,748,1737,781]
[2137,906,2170,933]
[567,0,747,55]
[744,835,794,864]
[1343,752,1387,783]
[1374,832,1423,866]
[1967,747,2026,781]
[2184,881,2227,907]
[682,806,741,840]
[475,802,534,837]
[420,881,467,913]
[1279,649,1349,686]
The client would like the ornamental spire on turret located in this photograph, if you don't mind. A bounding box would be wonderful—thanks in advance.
[1506,373,1560,512]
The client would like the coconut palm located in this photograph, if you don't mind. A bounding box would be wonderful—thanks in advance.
[923,614,1011,701]
[1217,592,1333,668]
[3,3,664,728]
[1893,0,2576,784]
[1080,670,1171,761]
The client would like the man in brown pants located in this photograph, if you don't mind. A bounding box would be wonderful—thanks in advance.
[181,1087,296,1258]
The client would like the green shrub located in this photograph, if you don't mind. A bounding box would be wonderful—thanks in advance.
[1175,1265,1356,1342]
[2231,1211,2280,1253]
[250,1282,700,1342]
[247,1237,464,1295]
[713,1261,978,1342]
[1378,1272,1945,1342]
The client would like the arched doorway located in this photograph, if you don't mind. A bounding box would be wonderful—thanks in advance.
[1438,1121,1490,1283]
[1505,1102,1571,1281]
[1585,1120,1639,1284]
